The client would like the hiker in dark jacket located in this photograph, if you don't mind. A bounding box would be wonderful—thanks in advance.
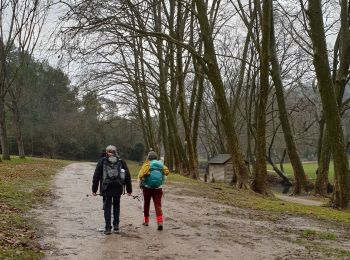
[92,145,132,235]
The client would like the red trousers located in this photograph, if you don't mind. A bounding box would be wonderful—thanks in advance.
[143,187,163,223]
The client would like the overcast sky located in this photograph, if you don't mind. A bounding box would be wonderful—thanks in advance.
[33,3,68,69]
[31,1,340,85]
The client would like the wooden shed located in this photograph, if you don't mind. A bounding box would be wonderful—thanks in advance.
[208,154,234,183]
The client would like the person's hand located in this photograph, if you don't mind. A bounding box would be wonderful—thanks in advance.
[92,192,97,196]
[127,193,132,196]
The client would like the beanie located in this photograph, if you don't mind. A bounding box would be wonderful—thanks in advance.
[147,151,158,160]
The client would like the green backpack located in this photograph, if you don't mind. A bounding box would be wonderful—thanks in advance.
[144,160,165,188]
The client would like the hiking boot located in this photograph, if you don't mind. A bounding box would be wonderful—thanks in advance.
[104,228,112,235]
[157,223,163,231]
[113,225,120,234]
[142,222,149,226]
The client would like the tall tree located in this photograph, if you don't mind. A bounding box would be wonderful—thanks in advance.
[252,0,271,194]
[194,0,249,188]
[0,0,47,160]
[269,2,308,194]
[307,0,350,208]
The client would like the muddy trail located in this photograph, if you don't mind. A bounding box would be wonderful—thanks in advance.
[34,163,350,260]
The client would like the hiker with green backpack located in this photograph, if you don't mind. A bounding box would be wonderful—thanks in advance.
[138,151,169,231]
[92,145,132,235]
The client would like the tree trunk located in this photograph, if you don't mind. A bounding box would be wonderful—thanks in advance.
[159,108,171,167]
[269,4,307,194]
[176,1,197,178]
[153,0,187,174]
[232,13,255,117]
[14,120,25,159]
[129,46,150,151]
[0,99,10,160]
[280,149,286,173]
[307,0,349,208]
[191,61,205,179]
[267,157,292,186]
[0,40,9,160]
[139,39,157,151]
[10,97,25,159]
[194,0,249,188]
[246,62,257,178]
[252,0,271,194]
[315,125,331,196]
[317,116,325,163]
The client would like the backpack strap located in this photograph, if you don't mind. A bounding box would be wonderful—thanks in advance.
[102,157,108,182]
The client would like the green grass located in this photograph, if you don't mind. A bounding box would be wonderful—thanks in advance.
[206,182,350,225]
[126,160,142,179]
[0,156,69,259]
[0,156,38,164]
[267,161,335,181]
[335,249,350,258]
[293,239,350,258]
[301,229,337,240]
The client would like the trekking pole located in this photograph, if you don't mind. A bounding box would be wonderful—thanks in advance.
[86,193,102,197]
[133,195,141,201]
[139,188,144,213]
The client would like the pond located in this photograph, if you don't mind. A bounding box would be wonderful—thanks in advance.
[270,183,293,195]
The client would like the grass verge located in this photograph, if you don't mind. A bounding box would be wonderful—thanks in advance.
[161,170,350,227]
[293,238,350,258]
[267,161,337,181]
[0,157,69,260]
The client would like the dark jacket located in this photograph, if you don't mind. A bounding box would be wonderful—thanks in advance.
[92,155,132,197]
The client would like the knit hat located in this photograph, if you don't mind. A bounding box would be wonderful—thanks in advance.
[147,151,158,160]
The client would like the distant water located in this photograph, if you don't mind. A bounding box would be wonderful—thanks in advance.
[270,183,292,195]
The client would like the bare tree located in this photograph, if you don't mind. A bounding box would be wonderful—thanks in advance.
[0,0,48,160]
[194,0,250,188]
[269,1,308,194]
[252,0,271,194]
[306,0,350,208]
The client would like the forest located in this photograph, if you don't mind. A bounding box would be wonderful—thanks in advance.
[0,0,350,208]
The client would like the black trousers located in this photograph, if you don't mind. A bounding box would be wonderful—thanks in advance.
[103,195,121,229]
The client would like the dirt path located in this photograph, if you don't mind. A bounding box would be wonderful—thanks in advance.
[273,194,324,206]
[34,163,350,260]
